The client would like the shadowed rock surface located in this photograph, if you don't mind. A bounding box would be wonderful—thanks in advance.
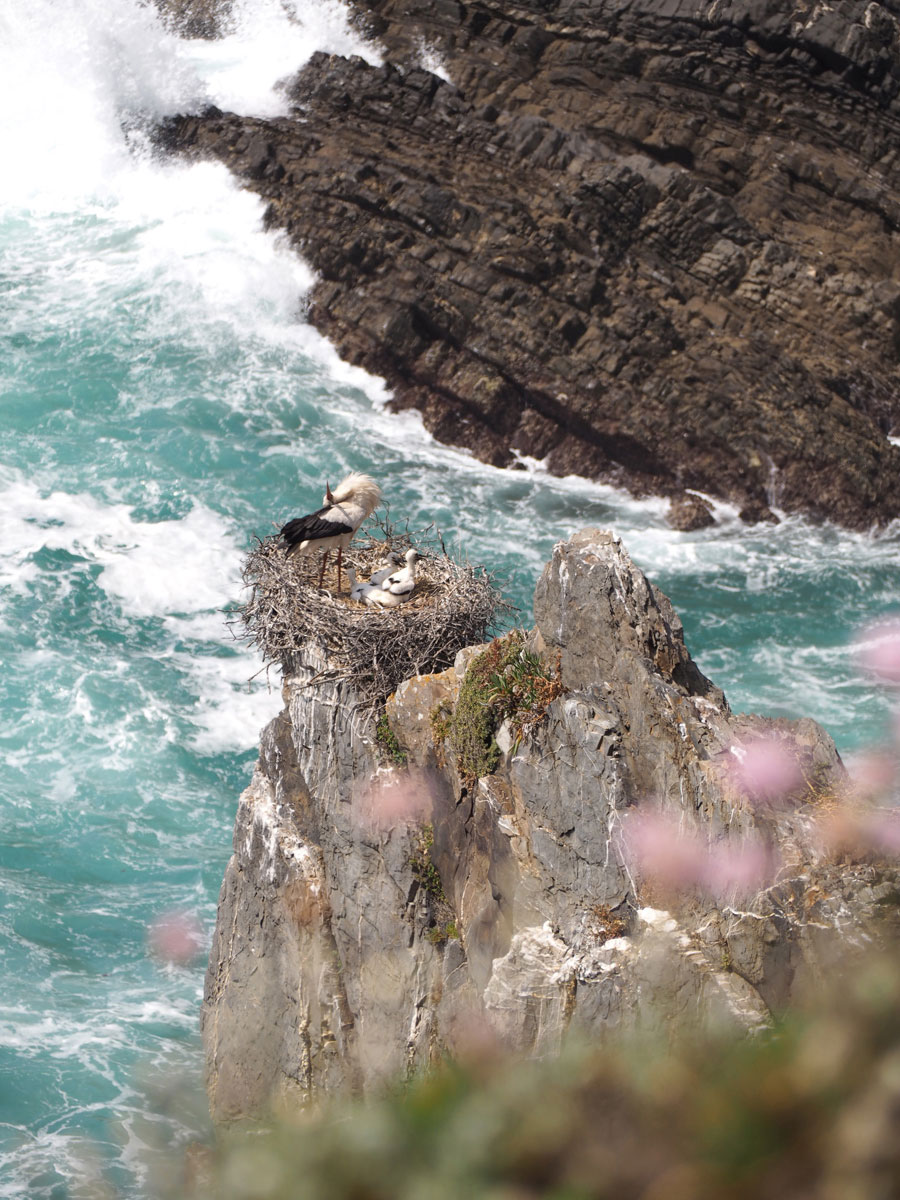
[202,530,900,1123]
[154,0,228,38]
[158,0,900,527]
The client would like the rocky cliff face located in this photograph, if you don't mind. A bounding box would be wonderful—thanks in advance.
[159,0,900,529]
[203,530,899,1124]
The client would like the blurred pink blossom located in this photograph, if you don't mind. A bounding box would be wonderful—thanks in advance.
[621,809,774,899]
[854,616,900,685]
[148,910,205,965]
[354,768,433,831]
[446,1007,505,1068]
[622,810,706,889]
[845,751,898,801]
[818,806,900,858]
[703,839,774,896]
[725,735,804,806]
[862,811,900,854]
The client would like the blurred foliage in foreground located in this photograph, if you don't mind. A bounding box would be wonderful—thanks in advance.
[179,949,900,1200]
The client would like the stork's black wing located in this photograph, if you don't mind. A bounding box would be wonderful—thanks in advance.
[280,506,353,547]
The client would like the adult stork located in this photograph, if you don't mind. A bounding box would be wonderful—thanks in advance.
[280,472,382,593]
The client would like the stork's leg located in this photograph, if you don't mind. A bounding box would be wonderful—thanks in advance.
[318,550,330,588]
[336,546,344,594]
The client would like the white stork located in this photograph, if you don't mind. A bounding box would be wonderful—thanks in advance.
[368,551,403,588]
[280,472,381,593]
[383,549,420,598]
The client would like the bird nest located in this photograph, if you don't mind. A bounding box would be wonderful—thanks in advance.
[237,520,512,708]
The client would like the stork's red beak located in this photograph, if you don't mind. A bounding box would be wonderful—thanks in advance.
[325,481,335,504]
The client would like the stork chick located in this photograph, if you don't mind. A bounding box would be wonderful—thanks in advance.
[346,568,378,605]
[280,472,381,593]
[383,549,420,598]
[364,584,404,609]
[368,551,403,588]
[345,568,404,609]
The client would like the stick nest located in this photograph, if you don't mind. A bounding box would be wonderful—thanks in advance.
[237,519,513,707]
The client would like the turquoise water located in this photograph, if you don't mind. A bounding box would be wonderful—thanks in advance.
[1,1,898,1195]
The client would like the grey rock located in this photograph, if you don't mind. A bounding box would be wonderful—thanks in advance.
[202,530,899,1122]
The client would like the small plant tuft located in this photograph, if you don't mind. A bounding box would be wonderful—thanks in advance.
[590,903,628,943]
[429,698,453,767]
[487,638,565,750]
[409,825,461,947]
[449,630,566,782]
[430,699,453,745]
[409,824,445,902]
[376,710,407,766]
[425,920,461,946]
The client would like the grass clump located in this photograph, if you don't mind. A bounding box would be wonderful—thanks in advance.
[449,646,507,783]
[429,699,453,745]
[425,921,460,946]
[409,824,445,902]
[487,638,565,750]
[446,630,566,782]
[409,824,460,947]
[375,710,407,766]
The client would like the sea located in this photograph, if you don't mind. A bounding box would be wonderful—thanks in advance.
[1,0,898,1195]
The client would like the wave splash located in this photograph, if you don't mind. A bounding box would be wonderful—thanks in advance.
[0,0,375,211]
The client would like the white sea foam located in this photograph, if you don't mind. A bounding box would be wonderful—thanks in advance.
[183,653,282,755]
[0,471,239,619]
[413,38,452,82]
[0,0,199,209]
[0,1130,109,1200]
[0,471,282,748]
[0,0,377,212]
[185,0,379,116]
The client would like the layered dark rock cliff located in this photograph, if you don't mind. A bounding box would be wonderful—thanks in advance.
[203,530,899,1123]
[159,0,900,528]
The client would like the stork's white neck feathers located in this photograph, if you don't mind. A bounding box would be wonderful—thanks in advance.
[328,472,382,517]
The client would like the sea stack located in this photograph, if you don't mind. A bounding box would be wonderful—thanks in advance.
[201,530,900,1123]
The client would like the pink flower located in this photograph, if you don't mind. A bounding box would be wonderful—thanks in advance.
[620,808,774,899]
[726,735,804,806]
[854,617,900,686]
[858,810,900,855]
[148,910,205,965]
[845,751,898,801]
[702,840,774,897]
[354,768,433,831]
[622,810,706,890]
[817,806,900,858]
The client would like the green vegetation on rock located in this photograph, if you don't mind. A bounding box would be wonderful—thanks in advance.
[446,630,565,782]
[409,824,445,902]
[375,709,408,766]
